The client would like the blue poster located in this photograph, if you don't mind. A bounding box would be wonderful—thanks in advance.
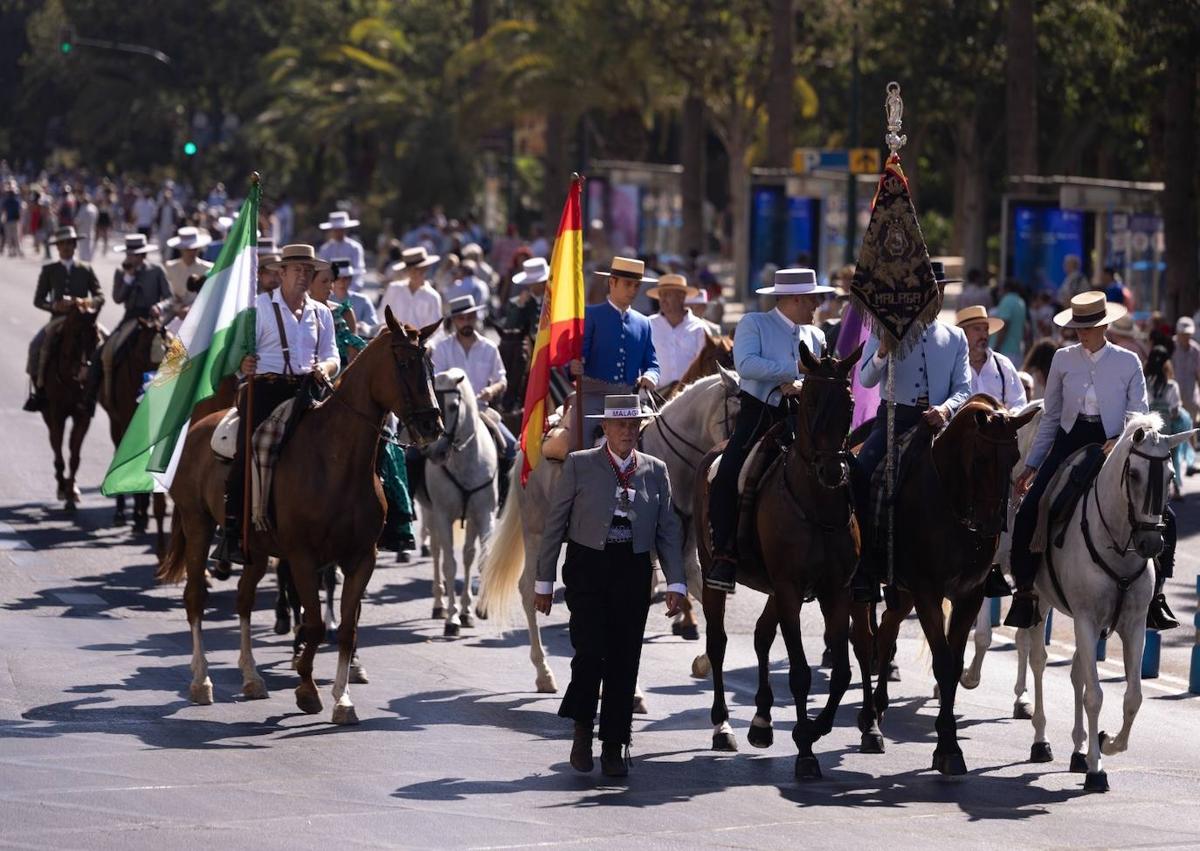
[1010,205,1084,294]
[787,196,817,267]
[749,186,785,290]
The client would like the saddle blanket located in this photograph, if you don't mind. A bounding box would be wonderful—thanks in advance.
[1030,444,1106,554]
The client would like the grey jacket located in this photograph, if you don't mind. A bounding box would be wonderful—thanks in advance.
[113,264,172,320]
[536,447,684,587]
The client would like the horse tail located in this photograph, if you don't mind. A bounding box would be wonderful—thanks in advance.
[156,505,188,584]
[477,464,525,626]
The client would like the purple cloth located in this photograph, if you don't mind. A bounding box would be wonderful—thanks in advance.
[838,304,880,430]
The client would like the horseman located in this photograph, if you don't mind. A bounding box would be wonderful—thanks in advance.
[430,295,516,507]
[24,226,104,412]
[647,273,707,389]
[211,244,339,564]
[316,210,366,291]
[706,267,833,592]
[534,395,685,777]
[851,261,971,601]
[958,305,1027,410]
[89,233,172,416]
[330,259,379,337]
[1006,293,1178,631]
[498,257,547,412]
[378,246,443,331]
[164,226,213,314]
[568,256,660,436]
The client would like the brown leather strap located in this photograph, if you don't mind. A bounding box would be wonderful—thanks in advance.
[270,301,294,375]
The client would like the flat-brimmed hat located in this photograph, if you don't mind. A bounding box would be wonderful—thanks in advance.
[257,252,282,267]
[391,246,440,272]
[512,257,549,286]
[755,267,835,296]
[268,243,330,272]
[595,256,656,284]
[461,242,483,259]
[112,233,159,255]
[686,288,709,306]
[930,260,963,286]
[330,258,354,279]
[446,295,487,317]
[585,394,660,420]
[646,272,700,300]
[47,226,79,245]
[955,305,1005,335]
[166,226,213,250]
[1054,291,1127,329]
[318,210,360,231]
[256,237,279,257]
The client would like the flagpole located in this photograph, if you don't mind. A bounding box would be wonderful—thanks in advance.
[572,172,585,452]
[241,171,261,557]
[882,84,906,588]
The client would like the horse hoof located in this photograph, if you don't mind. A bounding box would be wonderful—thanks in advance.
[860,732,885,754]
[290,652,302,671]
[887,662,901,682]
[212,561,232,581]
[243,679,269,700]
[350,663,369,685]
[112,510,125,526]
[474,606,488,621]
[933,752,967,776]
[189,681,214,705]
[1069,752,1088,774]
[331,704,359,726]
[711,732,738,752]
[535,674,558,694]
[795,756,822,781]
[1013,700,1033,720]
[747,724,773,749]
[443,621,460,637]
[421,544,430,557]
[63,501,77,513]
[691,654,711,679]
[960,673,980,690]
[1098,731,1114,755]
[295,688,323,715]
[1029,741,1053,763]
[1083,770,1109,793]
[432,606,446,620]
[820,648,834,667]
[273,614,291,636]
[632,695,648,715]
[460,613,476,629]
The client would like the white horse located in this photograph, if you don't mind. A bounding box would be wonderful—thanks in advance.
[1020,415,1193,792]
[419,369,497,637]
[477,369,741,693]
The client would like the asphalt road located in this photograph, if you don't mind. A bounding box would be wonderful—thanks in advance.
[1,245,1199,850]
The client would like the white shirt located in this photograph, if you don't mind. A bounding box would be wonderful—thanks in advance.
[534,448,688,598]
[430,333,505,400]
[317,236,366,290]
[649,311,710,385]
[1081,343,1110,416]
[379,281,442,331]
[165,257,213,303]
[253,290,337,375]
[970,349,1027,410]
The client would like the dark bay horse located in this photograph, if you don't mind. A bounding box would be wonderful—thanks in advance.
[157,308,441,724]
[695,342,867,780]
[100,317,168,547]
[41,303,101,510]
[857,394,1035,774]
[664,334,734,400]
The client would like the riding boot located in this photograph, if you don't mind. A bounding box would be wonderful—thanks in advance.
[599,741,630,777]
[569,722,594,772]
[210,515,246,565]
[705,552,737,593]
[1146,572,1179,631]
[23,383,45,413]
[984,565,1012,598]
[1003,589,1041,629]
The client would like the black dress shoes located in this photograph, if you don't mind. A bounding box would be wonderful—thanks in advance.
[600,742,629,778]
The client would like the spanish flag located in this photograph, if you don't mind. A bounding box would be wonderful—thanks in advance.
[520,175,585,484]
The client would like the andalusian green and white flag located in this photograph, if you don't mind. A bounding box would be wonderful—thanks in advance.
[101,180,259,495]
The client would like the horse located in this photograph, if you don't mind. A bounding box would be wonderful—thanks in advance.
[858,395,1037,775]
[663,334,734,399]
[419,368,497,637]
[156,309,441,723]
[1020,415,1193,792]
[99,316,169,548]
[40,302,101,510]
[477,369,741,694]
[693,343,866,780]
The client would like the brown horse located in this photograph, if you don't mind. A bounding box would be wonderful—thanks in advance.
[856,394,1035,775]
[100,317,168,546]
[41,303,101,510]
[156,308,442,723]
[695,342,867,780]
[665,334,735,399]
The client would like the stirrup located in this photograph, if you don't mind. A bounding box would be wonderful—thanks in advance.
[1003,591,1041,629]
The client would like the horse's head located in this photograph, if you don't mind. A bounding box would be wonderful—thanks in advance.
[57,303,101,373]
[939,395,1035,536]
[707,334,735,370]
[135,317,169,366]
[379,306,442,446]
[426,368,473,464]
[793,341,862,489]
[1114,416,1195,558]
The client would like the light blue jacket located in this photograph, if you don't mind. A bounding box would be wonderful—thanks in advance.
[1028,342,1148,469]
[860,320,971,411]
[734,310,825,406]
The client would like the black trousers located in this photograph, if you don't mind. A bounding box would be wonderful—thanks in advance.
[708,392,786,553]
[558,540,652,745]
[224,375,301,523]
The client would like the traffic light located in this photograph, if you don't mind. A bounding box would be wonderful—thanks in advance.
[58,27,74,55]
[183,141,198,157]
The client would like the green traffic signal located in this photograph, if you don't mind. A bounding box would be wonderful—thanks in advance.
[60,41,72,54]
[183,141,198,156]
[58,26,73,54]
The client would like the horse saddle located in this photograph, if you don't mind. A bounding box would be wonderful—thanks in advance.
[865,421,933,547]
[209,396,310,461]
[1031,444,1106,554]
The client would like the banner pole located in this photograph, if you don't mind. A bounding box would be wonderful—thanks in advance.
[885,352,896,587]
[575,375,584,451]
[241,378,254,556]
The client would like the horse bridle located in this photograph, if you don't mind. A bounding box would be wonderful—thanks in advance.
[430,386,478,454]
[791,373,853,491]
[325,335,440,444]
[1094,444,1170,556]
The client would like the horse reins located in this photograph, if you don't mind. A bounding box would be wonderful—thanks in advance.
[426,386,495,523]
[323,337,440,446]
[791,373,853,492]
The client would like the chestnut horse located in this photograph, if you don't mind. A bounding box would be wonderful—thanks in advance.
[156,309,441,724]
[664,334,734,399]
[695,342,867,781]
[41,303,101,510]
[100,317,168,548]
[857,394,1036,775]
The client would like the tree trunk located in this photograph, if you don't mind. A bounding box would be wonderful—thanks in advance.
[727,133,751,303]
[1162,29,1198,318]
[951,113,987,276]
[542,110,569,234]
[471,0,490,38]
[765,0,794,168]
[681,90,706,257]
[1005,0,1038,183]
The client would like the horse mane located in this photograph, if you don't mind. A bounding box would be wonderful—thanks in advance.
[1109,412,1166,465]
